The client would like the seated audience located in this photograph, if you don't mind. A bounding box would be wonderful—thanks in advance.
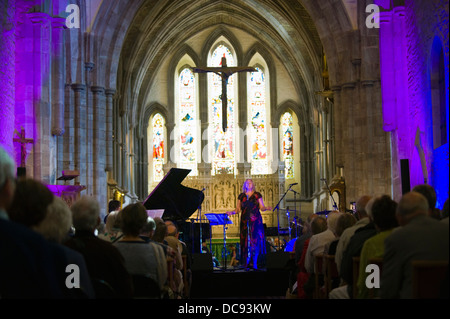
[304,211,342,275]
[139,217,169,297]
[114,203,168,293]
[321,212,357,292]
[8,178,94,298]
[356,195,398,299]
[98,209,123,243]
[296,216,328,298]
[105,199,121,224]
[294,214,319,264]
[412,184,441,220]
[1,146,63,298]
[33,195,96,298]
[65,196,133,298]
[330,206,378,299]
[325,212,357,256]
[164,220,185,297]
[335,195,372,275]
[303,211,341,298]
[380,191,449,299]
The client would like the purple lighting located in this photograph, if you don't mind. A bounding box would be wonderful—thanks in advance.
[377,0,449,203]
[0,0,16,157]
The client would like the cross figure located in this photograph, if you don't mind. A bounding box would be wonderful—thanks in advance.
[13,127,34,167]
[192,56,256,132]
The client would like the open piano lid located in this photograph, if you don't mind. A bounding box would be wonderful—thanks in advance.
[143,168,204,221]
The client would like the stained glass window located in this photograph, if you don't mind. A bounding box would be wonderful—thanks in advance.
[281,112,294,179]
[152,113,165,182]
[179,68,198,175]
[209,44,236,175]
[249,67,269,174]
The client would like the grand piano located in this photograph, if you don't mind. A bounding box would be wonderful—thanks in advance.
[143,168,209,252]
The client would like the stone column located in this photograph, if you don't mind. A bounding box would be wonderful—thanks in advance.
[51,17,66,137]
[331,86,343,168]
[85,62,94,192]
[29,12,52,182]
[105,89,116,172]
[71,83,86,186]
[91,85,105,199]
[0,0,16,156]
[322,108,329,180]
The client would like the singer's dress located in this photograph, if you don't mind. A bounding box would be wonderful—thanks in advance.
[238,192,266,269]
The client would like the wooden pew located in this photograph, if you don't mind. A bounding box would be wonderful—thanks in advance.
[412,260,448,299]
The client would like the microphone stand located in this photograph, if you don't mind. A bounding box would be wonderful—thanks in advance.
[273,184,294,251]
[290,188,299,237]
[197,188,206,254]
[322,179,338,211]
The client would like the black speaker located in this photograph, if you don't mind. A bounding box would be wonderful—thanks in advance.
[400,159,411,194]
[266,251,290,270]
[191,253,213,272]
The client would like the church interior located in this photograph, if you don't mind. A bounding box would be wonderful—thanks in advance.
[0,0,448,302]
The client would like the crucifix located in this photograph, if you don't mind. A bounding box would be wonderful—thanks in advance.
[192,55,256,132]
[13,127,34,176]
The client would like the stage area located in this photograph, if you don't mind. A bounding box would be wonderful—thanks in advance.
[190,252,292,299]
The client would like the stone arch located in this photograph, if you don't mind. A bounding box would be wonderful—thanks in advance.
[200,26,244,65]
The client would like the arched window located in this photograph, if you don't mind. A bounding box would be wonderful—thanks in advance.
[249,66,269,174]
[209,44,236,175]
[281,112,294,179]
[151,113,165,182]
[178,67,198,175]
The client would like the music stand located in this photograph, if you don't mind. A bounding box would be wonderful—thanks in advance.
[205,213,233,271]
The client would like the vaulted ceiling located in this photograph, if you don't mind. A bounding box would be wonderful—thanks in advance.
[91,0,353,127]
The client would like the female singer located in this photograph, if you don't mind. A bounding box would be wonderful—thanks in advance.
[227,179,272,269]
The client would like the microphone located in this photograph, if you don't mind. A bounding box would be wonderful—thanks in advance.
[320,178,327,181]
[288,182,298,186]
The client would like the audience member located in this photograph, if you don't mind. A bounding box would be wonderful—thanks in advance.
[114,203,168,292]
[152,217,169,244]
[335,195,372,274]
[138,216,169,297]
[356,195,398,299]
[32,195,96,298]
[304,211,342,275]
[164,220,185,297]
[140,217,157,242]
[320,212,357,292]
[380,191,449,298]
[99,209,123,243]
[8,178,94,298]
[105,199,121,224]
[302,211,341,298]
[294,214,319,264]
[412,184,441,220]
[65,196,133,298]
[296,216,328,298]
[325,212,357,256]
[0,146,62,298]
[330,201,378,299]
